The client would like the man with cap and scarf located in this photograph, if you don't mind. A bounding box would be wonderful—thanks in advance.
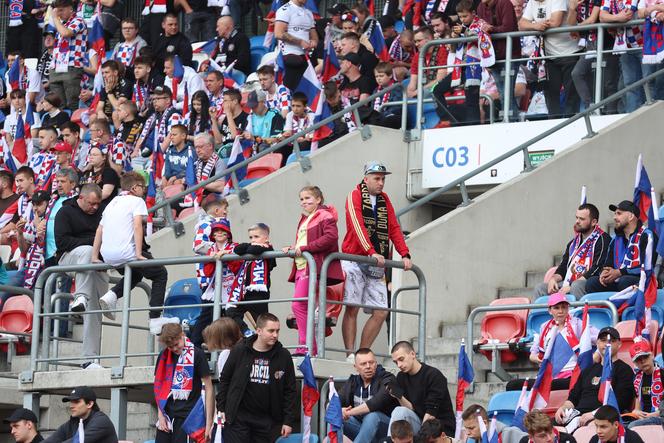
[341,161,412,362]
[43,386,118,443]
[554,327,635,430]
[628,339,664,429]
[585,200,658,294]
[4,408,42,443]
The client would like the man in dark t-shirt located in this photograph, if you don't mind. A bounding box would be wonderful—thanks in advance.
[339,53,376,123]
[0,170,19,228]
[96,60,133,122]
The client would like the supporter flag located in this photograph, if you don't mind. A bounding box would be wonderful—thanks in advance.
[321,26,340,82]
[172,55,185,102]
[23,101,34,159]
[476,410,491,443]
[570,303,593,390]
[299,354,319,442]
[0,138,18,173]
[145,165,157,236]
[528,332,575,410]
[598,343,621,417]
[263,0,281,48]
[207,58,241,90]
[402,0,424,28]
[369,22,390,62]
[455,340,474,439]
[580,185,587,205]
[194,38,217,56]
[511,378,530,431]
[632,265,657,337]
[487,411,499,443]
[7,57,20,90]
[310,90,333,151]
[325,378,343,443]
[182,397,206,443]
[181,146,201,209]
[183,82,189,116]
[364,0,375,15]
[13,111,27,165]
[224,136,253,191]
[88,12,105,58]
[650,187,664,258]
[633,154,657,234]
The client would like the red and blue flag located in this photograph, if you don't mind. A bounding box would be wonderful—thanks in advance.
[511,378,530,431]
[570,303,594,389]
[325,378,343,443]
[181,146,201,208]
[7,57,20,90]
[455,340,474,439]
[633,154,658,235]
[369,22,390,61]
[598,343,621,417]
[182,397,206,443]
[88,13,105,58]
[299,354,319,442]
[528,332,575,410]
[322,27,340,82]
[13,111,27,165]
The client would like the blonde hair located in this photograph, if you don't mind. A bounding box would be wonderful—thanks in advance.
[202,317,242,351]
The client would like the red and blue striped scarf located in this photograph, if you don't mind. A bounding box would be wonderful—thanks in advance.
[613,224,647,269]
[563,225,604,284]
[153,336,196,417]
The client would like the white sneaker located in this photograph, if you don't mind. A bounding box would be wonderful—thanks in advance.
[99,290,118,320]
[81,362,103,370]
[149,317,180,335]
[70,295,87,313]
[346,353,355,364]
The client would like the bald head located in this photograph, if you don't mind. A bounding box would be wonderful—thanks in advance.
[216,16,234,38]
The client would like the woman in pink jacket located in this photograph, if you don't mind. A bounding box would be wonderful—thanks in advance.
[284,186,344,355]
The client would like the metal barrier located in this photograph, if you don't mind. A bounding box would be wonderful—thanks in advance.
[397,65,664,219]
[466,300,619,385]
[380,93,497,126]
[413,20,647,136]
[316,252,427,359]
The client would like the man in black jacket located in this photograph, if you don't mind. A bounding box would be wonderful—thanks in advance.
[152,14,194,74]
[340,348,397,443]
[388,341,455,437]
[211,16,251,75]
[4,407,43,443]
[43,386,118,443]
[55,184,108,367]
[217,313,297,443]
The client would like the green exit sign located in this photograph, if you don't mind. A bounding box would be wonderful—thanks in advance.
[528,150,555,167]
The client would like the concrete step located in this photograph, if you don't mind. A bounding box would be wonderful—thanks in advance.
[9,355,31,374]
[497,287,532,299]
[526,270,547,288]
[415,336,466,356]
[448,381,507,406]
[440,323,481,339]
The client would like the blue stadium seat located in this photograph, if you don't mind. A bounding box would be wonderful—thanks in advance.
[276,435,318,443]
[229,70,246,86]
[395,20,405,33]
[571,306,613,329]
[579,292,616,303]
[285,151,310,165]
[250,35,266,49]
[487,391,521,425]
[251,48,268,71]
[163,278,202,325]
[423,107,440,129]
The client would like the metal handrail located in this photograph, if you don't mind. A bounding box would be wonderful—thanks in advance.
[397,66,664,219]
[381,94,497,125]
[415,19,646,130]
[316,252,426,359]
[465,300,619,385]
[148,82,404,219]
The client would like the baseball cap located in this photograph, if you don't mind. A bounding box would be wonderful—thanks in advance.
[62,386,97,403]
[152,85,172,98]
[43,25,56,36]
[327,3,350,15]
[379,15,396,29]
[364,161,391,175]
[630,340,652,362]
[547,292,570,307]
[598,326,620,341]
[246,90,266,108]
[52,140,73,154]
[4,408,38,424]
[608,200,640,218]
[339,52,362,66]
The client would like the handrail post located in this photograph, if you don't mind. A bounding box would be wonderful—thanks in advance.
[212,259,223,323]
[413,43,427,141]
[583,113,597,138]
[503,36,513,123]
[522,147,534,172]
[303,252,317,355]
[593,27,605,113]
[39,273,58,371]
[317,255,334,359]
[458,181,471,207]
[114,264,133,378]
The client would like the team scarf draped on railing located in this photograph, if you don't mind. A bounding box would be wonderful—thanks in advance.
[228,257,268,303]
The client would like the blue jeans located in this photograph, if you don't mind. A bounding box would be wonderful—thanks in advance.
[389,406,422,436]
[343,411,390,443]
[620,52,645,112]
[642,61,664,101]
[627,416,663,428]
[488,62,519,121]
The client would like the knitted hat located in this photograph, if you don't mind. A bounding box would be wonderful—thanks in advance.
[210,218,232,240]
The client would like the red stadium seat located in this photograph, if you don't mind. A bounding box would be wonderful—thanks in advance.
[633,425,664,440]
[177,207,197,221]
[543,266,558,283]
[572,422,596,443]
[3,295,33,313]
[477,297,530,363]
[0,310,32,333]
[245,154,283,180]
[162,184,184,199]
[70,108,88,128]
[542,389,569,417]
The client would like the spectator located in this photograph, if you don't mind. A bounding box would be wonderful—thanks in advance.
[243,90,285,149]
[37,93,70,130]
[16,190,50,285]
[139,0,177,47]
[339,53,375,123]
[135,86,183,165]
[477,0,521,119]
[93,172,171,334]
[217,313,297,442]
[519,409,577,443]
[193,133,226,198]
[111,17,148,81]
[388,341,455,436]
[341,162,411,355]
[340,348,398,442]
[55,185,108,368]
[163,55,204,113]
[226,223,276,336]
[327,3,351,40]
[379,15,399,48]
[416,418,451,443]
[389,420,415,443]
[274,0,318,91]
[79,146,120,210]
[6,0,41,59]
[430,12,450,38]
[36,29,55,89]
[341,13,374,52]
[210,16,251,76]
[369,62,403,129]
[519,0,582,117]
[112,101,144,171]
[389,29,416,81]
[49,0,88,111]
[281,91,314,157]
[5,51,45,105]
[181,0,218,43]
[461,404,527,442]
[96,60,132,122]
[568,0,604,110]
[283,186,342,354]
[257,65,291,119]
[4,89,41,141]
[408,27,449,121]
[76,0,97,29]
[152,14,194,73]
[89,119,125,176]
[60,121,86,170]
[340,32,379,88]
[555,327,636,428]
[42,387,118,443]
[154,323,214,442]
[600,0,643,112]
[590,405,644,443]
[318,81,356,148]
[3,407,42,443]
[12,167,36,232]
[185,90,223,144]
[534,203,611,299]
[627,340,664,428]
[638,0,664,101]
[586,200,658,293]
[44,168,78,268]
[0,171,19,230]
[51,141,77,182]
[216,88,248,150]
[205,71,226,114]
[132,56,154,117]
[163,124,193,186]
[31,127,57,190]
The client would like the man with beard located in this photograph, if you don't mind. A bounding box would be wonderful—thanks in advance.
[534,203,611,299]
[585,200,658,294]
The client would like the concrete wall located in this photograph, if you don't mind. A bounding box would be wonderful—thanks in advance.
[395,102,664,341]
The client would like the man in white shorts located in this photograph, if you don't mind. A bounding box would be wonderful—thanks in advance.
[274,0,318,90]
[341,161,412,362]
